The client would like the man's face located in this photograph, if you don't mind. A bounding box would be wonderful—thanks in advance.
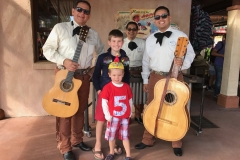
[126,24,138,40]
[72,2,90,26]
[154,9,171,32]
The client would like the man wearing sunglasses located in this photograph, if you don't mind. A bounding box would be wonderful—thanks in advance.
[122,21,145,125]
[43,1,104,160]
[135,6,195,157]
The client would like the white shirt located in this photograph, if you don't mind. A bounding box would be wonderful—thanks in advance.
[43,20,104,69]
[141,27,195,84]
[122,37,145,67]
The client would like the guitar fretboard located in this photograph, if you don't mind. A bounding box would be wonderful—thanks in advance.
[65,41,84,83]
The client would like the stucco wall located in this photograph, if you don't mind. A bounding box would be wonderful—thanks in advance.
[0,0,192,117]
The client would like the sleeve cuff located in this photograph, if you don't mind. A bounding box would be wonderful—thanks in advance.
[143,78,149,84]
[105,115,112,121]
[56,56,66,66]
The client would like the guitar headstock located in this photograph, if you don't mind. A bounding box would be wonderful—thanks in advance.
[79,25,90,42]
[174,37,188,58]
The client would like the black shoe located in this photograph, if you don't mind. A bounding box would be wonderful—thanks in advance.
[73,142,92,151]
[173,148,182,156]
[63,151,75,160]
[134,142,153,150]
[134,117,143,125]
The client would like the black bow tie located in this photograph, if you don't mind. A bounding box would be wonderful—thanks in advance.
[154,31,172,46]
[72,26,82,36]
[128,41,138,51]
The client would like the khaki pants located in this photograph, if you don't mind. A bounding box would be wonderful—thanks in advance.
[142,72,184,148]
[55,68,90,154]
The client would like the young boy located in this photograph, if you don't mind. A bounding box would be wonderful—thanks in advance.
[102,55,133,160]
[92,29,130,160]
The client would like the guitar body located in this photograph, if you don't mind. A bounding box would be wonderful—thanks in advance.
[143,78,190,141]
[42,69,82,117]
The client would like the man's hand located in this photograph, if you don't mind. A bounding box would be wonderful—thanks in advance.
[97,90,101,95]
[174,57,183,67]
[143,84,149,92]
[63,59,79,72]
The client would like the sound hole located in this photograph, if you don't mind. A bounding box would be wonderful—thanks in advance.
[60,80,74,92]
[164,91,177,105]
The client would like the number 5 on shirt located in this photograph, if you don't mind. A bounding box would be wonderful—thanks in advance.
[113,96,127,116]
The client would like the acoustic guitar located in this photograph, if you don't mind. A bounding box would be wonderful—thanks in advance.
[42,26,90,118]
[143,37,190,141]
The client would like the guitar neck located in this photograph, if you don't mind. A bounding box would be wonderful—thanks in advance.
[65,40,83,83]
[72,41,84,63]
[65,26,89,83]
[171,37,188,78]
[66,72,74,83]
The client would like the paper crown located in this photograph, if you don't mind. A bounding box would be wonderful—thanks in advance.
[108,54,124,70]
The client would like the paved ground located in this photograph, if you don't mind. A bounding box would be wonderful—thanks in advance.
[1,88,240,160]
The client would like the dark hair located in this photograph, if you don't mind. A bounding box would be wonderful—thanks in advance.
[108,29,124,40]
[125,21,138,30]
[154,6,170,16]
[73,0,91,13]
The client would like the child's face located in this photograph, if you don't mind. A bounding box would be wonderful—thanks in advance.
[108,36,124,53]
[108,69,124,84]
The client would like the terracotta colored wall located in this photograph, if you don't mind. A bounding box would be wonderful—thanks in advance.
[0,0,192,117]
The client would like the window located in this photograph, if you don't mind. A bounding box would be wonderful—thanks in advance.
[31,0,74,61]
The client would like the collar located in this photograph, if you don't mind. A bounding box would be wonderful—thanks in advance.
[72,20,85,28]
[112,81,124,87]
[125,37,136,43]
[157,26,172,33]
[107,48,126,56]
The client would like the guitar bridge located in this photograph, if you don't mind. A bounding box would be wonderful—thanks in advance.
[53,98,71,106]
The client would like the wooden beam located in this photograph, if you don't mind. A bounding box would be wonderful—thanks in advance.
[202,0,232,14]
[232,0,240,5]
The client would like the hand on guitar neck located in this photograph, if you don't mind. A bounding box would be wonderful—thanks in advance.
[173,57,183,67]
[63,59,79,72]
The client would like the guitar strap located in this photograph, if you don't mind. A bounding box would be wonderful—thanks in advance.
[154,60,174,137]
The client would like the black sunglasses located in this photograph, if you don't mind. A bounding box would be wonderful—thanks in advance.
[75,7,90,15]
[154,14,169,20]
[127,28,138,32]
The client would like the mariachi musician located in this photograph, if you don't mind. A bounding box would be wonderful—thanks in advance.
[43,1,104,160]
[134,6,195,157]
[122,21,146,125]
